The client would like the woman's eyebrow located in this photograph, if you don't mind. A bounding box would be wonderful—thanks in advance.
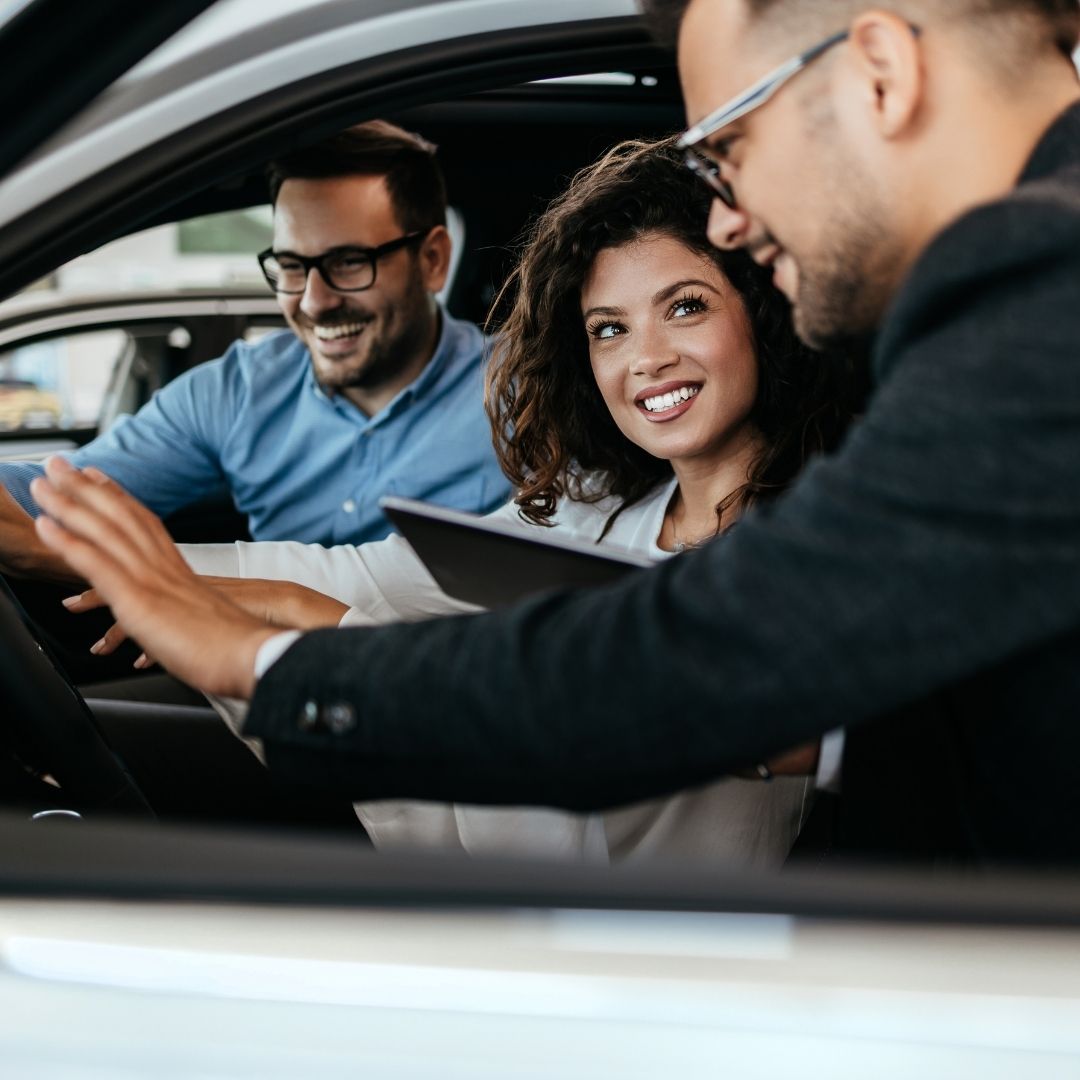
[581,304,624,320]
[652,278,720,306]
[582,278,721,320]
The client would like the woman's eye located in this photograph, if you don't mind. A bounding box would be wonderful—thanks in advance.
[671,296,707,318]
[588,321,624,340]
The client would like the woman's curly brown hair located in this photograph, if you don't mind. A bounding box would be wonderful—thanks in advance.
[485,136,864,529]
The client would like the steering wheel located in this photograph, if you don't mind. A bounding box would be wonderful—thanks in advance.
[0,574,154,818]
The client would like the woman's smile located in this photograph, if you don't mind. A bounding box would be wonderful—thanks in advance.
[635,380,702,422]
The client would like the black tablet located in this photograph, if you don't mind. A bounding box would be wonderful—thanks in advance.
[380,495,656,608]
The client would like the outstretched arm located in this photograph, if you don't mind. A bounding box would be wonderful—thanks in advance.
[65,574,348,666]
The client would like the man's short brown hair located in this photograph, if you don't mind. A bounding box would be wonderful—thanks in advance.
[267,120,447,232]
[640,0,1080,57]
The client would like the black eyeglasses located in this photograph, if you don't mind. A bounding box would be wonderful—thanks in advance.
[257,231,426,294]
[683,146,736,208]
[677,29,851,209]
[678,25,919,209]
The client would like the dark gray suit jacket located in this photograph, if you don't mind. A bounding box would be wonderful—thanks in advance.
[247,102,1080,866]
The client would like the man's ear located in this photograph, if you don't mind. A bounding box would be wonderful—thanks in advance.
[846,11,924,138]
[417,224,452,293]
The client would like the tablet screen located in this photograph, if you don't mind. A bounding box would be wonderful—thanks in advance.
[380,496,655,608]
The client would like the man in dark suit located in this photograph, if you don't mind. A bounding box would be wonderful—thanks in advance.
[31,0,1080,863]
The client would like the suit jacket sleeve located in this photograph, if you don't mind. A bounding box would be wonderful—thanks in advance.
[245,189,1080,811]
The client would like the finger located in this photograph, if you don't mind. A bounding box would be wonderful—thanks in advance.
[83,466,113,486]
[61,587,105,612]
[40,457,172,561]
[78,465,181,560]
[133,652,157,670]
[33,477,153,578]
[35,515,148,616]
[33,466,186,576]
[89,621,129,656]
[39,510,268,700]
[43,458,169,549]
[81,466,162,549]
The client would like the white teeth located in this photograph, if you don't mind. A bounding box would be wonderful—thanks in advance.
[641,386,699,413]
[315,321,368,341]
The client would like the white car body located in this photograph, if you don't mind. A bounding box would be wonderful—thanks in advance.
[0,0,636,228]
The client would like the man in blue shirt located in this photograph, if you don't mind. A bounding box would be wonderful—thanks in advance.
[0,120,508,581]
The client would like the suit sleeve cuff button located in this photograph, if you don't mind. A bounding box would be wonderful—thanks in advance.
[325,702,357,735]
[298,700,320,731]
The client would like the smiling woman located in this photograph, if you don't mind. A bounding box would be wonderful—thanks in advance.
[581,233,762,547]
[488,136,860,547]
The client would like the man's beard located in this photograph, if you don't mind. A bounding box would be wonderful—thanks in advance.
[311,279,433,393]
[790,171,900,353]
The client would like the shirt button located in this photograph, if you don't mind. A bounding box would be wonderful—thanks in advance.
[298,700,319,732]
[325,702,357,735]
[342,499,356,513]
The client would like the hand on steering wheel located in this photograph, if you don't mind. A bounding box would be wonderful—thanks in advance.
[32,458,279,701]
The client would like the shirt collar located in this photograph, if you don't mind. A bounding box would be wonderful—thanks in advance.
[1019,99,1080,185]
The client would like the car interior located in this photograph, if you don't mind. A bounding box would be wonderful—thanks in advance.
[0,40,687,836]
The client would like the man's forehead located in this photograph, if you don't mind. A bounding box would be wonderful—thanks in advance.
[677,0,763,124]
[276,173,390,210]
[272,174,397,244]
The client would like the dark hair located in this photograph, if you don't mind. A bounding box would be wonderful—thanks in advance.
[486,136,863,530]
[640,0,1080,57]
[639,0,692,45]
[266,120,447,232]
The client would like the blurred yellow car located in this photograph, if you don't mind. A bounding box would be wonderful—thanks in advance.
[0,379,61,431]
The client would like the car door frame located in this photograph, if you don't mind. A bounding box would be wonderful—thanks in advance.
[0,10,664,301]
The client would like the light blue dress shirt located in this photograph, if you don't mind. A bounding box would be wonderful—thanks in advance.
[0,309,509,545]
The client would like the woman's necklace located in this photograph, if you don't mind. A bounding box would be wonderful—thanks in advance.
[671,517,691,554]
[669,503,718,554]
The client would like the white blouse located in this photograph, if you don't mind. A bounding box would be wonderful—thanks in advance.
[180,477,812,868]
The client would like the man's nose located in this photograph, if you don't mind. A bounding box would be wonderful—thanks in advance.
[707,197,753,250]
[297,267,343,319]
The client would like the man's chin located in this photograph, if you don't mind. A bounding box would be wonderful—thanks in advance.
[311,355,369,390]
[793,294,879,353]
